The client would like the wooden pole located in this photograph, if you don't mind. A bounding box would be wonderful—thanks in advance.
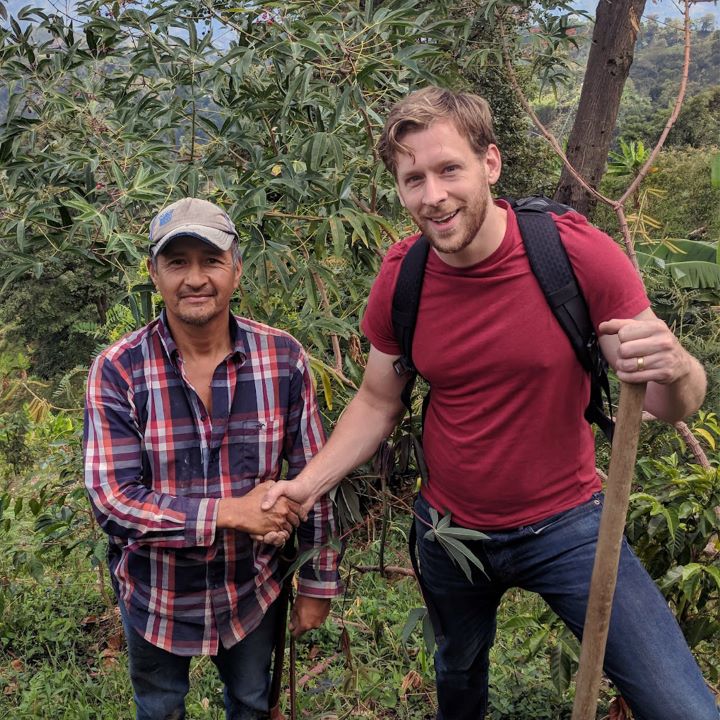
[571,382,647,720]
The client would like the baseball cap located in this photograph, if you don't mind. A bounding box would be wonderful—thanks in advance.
[148,198,239,257]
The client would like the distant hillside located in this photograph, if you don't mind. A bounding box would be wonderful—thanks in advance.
[572,0,720,24]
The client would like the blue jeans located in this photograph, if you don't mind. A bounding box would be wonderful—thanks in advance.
[414,492,719,720]
[118,599,278,720]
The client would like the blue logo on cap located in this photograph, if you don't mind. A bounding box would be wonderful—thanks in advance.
[158,210,174,226]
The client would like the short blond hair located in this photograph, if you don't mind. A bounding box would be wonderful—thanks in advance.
[378,86,497,177]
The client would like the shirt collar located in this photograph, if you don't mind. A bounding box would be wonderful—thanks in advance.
[157,310,248,366]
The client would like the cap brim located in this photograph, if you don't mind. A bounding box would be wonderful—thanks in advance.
[151,225,236,257]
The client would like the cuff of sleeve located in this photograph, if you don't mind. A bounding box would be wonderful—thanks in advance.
[297,575,343,598]
[184,497,218,547]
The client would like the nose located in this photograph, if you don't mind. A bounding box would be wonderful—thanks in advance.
[183,261,208,288]
[422,175,447,206]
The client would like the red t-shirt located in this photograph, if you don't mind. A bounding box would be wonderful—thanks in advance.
[361,201,649,529]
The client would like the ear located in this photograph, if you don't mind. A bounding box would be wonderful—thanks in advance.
[146,257,158,285]
[395,184,407,208]
[233,258,243,288]
[485,144,502,186]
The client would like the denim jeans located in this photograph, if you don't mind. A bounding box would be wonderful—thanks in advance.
[414,492,719,720]
[118,598,277,720]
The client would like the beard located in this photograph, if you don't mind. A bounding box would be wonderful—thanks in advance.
[417,189,490,257]
[173,293,224,327]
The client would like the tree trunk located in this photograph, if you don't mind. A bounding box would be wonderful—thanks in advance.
[554,0,647,216]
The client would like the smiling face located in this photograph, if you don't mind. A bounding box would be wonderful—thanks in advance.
[394,120,502,266]
[147,235,242,329]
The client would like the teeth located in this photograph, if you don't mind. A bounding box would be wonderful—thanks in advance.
[431,210,457,222]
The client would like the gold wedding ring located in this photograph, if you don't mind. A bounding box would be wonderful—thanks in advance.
[636,356,645,371]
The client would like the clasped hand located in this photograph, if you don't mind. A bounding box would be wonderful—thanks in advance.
[216,480,302,538]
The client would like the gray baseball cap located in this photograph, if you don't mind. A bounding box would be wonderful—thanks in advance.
[148,198,239,257]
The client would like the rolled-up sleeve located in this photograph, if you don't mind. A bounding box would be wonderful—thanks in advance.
[83,352,217,549]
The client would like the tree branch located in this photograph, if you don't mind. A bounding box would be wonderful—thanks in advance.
[310,269,352,384]
[617,0,692,208]
[498,19,610,207]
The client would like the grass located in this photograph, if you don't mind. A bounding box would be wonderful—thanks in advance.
[1,491,716,718]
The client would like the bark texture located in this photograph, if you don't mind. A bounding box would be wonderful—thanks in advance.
[554,0,648,216]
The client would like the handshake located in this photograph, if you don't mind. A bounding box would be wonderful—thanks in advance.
[215,479,314,545]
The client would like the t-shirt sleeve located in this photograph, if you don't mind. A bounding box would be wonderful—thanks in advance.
[360,239,415,355]
[556,212,650,329]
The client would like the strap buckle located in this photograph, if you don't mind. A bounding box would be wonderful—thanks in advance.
[393,356,414,376]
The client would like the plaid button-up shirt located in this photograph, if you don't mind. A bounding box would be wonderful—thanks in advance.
[84,312,341,656]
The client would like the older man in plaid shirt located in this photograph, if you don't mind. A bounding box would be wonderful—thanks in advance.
[84,198,341,720]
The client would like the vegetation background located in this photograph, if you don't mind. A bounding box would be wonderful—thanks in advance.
[0,0,718,717]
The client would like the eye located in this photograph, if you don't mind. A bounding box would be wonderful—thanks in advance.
[404,175,423,187]
[443,164,460,174]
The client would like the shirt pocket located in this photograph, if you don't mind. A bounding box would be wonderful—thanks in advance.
[228,417,285,482]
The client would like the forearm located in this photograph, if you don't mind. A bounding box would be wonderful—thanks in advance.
[292,388,405,504]
[86,477,218,549]
[643,354,707,423]
[84,358,218,548]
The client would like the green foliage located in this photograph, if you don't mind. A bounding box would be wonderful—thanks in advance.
[0,260,115,380]
[597,147,720,242]
[0,409,36,479]
[0,414,105,593]
[627,413,720,657]
[0,0,593,391]
[539,17,720,153]
[606,138,650,180]
[712,152,720,188]
[424,506,490,581]
[636,238,720,299]
[632,23,720,105]
[1,0,460,385]
[665,86,720,148]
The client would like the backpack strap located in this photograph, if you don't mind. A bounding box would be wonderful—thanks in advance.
[515,203,614,442]
[391,235,430,412]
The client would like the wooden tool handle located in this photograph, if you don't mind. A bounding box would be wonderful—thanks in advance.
[571,382,647,720]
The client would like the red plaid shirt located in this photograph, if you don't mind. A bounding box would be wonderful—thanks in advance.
[84,312,341,655]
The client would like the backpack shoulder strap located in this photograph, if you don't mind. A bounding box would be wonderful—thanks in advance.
[391,236,430,412]
[515,205,594,372]
[512,197,615,441]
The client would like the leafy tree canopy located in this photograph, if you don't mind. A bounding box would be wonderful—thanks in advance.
[0,0,566,383]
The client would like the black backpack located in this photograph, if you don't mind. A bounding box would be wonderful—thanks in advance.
[390,196,614,446]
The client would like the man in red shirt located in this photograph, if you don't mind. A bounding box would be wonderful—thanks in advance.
[261,88,716,719]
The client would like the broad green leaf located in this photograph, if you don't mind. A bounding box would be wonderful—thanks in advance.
[436,526,490,542]
[340,208,367,246]
[422,609,436,654]
[281,546,320,582]
[693,427,716,450]
[711,153,720,189]
[499,614,537,630]
[400,607,427,645]
[436,534,488,581]
[329,216,346,257]
[704,565,720,592]
[550,641,573,694]
[319,366,333,410]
